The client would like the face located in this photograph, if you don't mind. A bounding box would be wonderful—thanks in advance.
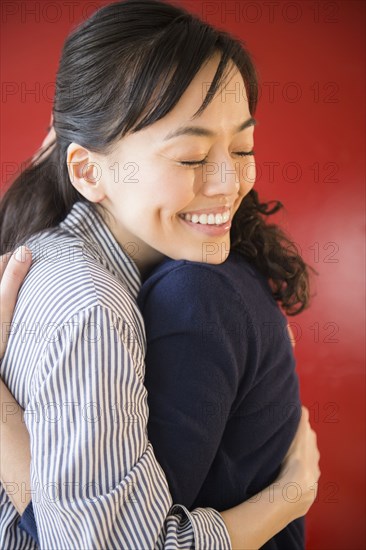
[94,54,256,274]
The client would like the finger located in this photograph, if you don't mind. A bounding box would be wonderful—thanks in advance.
[32,115,56,165]
[40,125,56,150]
[0,246,32,357]
[284,405,309,458]
[301,406,309,421]
[0,246,32,311]
[0,252,13,280]
[287,324,296,347]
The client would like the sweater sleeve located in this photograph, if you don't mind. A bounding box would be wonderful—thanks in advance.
[140,263,254,508]
[17,304,231,549]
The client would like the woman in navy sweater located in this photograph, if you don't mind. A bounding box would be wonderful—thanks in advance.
[0,1,320,548]
[139,252,306,549]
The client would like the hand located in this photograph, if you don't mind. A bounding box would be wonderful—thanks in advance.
[287,324,296,348]
[32,113,56,165]
[277,405,321,518]
[0,246,32,359]
[217,405,320,549]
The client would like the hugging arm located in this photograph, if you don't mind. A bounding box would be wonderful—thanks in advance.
[1,303,231,549]
[0,248,33,515]
[28,305,232,549]
[0,252,320,550]
[0,251,231,549]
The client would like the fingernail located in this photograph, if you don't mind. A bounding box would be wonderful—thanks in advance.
[14,246,28,263]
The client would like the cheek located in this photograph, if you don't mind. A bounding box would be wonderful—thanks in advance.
[143,167,196,215]
[109,158,196,224]
[241,160,256,193]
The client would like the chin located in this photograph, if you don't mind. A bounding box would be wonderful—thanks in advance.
[183,245,230,265]
[199,239,230,264]
[203,252,230,265]
[167,238,231,265]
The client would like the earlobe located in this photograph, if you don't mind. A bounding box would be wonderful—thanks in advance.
[67,142,106,203]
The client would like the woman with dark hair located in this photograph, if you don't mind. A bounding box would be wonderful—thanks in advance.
[0,1,320,548]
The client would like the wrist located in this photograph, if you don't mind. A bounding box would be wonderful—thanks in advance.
[267,482,299,526]
[219,483,296,549]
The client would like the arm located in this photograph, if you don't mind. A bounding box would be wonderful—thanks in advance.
[0,250,230,549]
[220,405,320,549]
[1,255,320,549]
[18,305,231,549]
[0,247,32,515]
[0,381,31,515]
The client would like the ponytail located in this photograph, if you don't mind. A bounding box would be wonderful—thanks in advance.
[0,141,82,254]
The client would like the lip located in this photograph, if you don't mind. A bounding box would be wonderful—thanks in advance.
[178,215,232,236]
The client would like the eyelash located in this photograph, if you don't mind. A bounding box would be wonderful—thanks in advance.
[179,151,255,167]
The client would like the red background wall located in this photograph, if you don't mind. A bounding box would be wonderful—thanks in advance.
[1,1,365,548]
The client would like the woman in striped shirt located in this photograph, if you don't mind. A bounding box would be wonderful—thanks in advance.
[0,1,320,548]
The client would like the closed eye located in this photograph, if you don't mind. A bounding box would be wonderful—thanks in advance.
[235,150,255,157]
[178,158,208,167]
[179,151,255,167]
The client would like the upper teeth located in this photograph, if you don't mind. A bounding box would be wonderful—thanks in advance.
[181,209,230,225]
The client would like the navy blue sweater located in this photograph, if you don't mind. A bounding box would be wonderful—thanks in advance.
[19,251,304,548]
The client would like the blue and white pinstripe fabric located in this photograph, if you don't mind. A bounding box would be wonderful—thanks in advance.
[0,201,231,550]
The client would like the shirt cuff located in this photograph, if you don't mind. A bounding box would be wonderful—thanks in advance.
[170,504,232,550]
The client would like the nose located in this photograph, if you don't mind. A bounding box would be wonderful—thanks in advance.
[200,155,255,199]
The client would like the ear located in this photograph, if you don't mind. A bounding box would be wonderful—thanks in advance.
[67,143,106,203]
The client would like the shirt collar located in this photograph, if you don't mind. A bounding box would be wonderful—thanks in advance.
[60,201,142,300]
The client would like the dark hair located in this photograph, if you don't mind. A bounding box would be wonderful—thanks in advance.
[0,0,316,315]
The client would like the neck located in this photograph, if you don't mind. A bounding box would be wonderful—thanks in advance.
[95,203,165,279]
[129,239,165,280]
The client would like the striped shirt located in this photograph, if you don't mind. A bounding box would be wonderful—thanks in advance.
[0,201,231,550]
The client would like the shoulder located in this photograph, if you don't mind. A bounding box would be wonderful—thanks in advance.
[139,254,261,386]
[20,228,141,334]
[138,253,263,354]
[138,251,272,314]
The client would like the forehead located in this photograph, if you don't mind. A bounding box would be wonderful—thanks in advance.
[149,56,250,137]
[193,57,249,114]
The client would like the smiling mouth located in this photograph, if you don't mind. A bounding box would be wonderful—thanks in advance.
[179,208,231,226]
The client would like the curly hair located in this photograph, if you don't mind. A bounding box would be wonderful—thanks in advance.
[231,189,318,315]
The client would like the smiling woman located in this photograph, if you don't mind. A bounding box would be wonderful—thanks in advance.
[87,55,255,269]
[0,1,320,549]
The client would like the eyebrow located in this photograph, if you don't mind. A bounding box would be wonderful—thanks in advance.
[163,117,257,141]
